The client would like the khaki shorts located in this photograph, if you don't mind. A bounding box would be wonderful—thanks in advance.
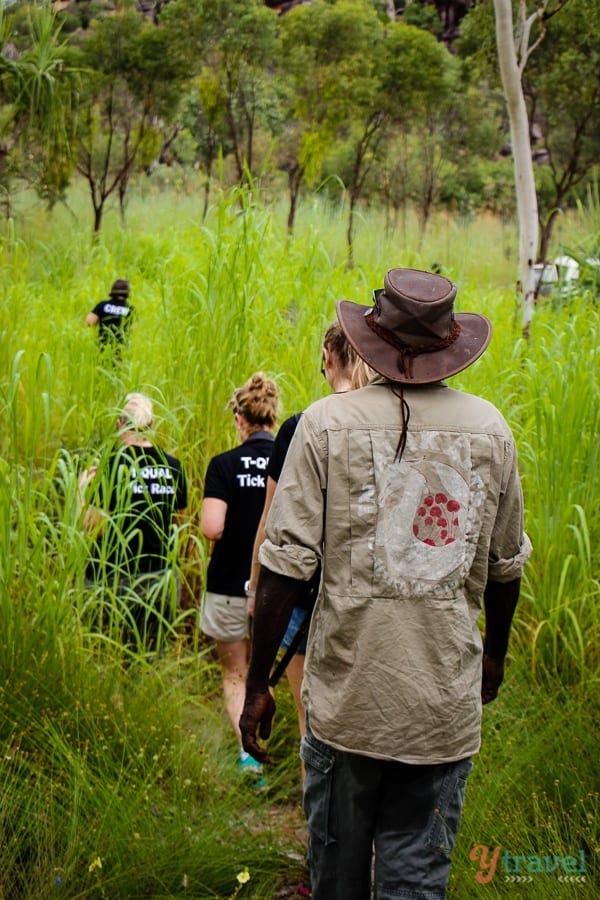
[200,591,249,642]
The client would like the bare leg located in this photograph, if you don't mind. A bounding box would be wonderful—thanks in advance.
[216,638,249,745]
[286,653,306,779]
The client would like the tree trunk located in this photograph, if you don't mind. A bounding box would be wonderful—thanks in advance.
[538,206,562,262]
[226,96,243,184]
[287,163,304,236]
[384,0,396,21]
[417,139,435,244]
[93,202,104,235]
[346,190,357,271]
[494,0,539,338]
[345,113,386,271]
[118,174,128,226]
[202,161,212,223]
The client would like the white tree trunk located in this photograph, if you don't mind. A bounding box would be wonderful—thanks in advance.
[494,0,539,335]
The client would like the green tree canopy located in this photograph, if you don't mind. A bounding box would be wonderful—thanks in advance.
[162,0,278,187]
[70,7,185,233]
[0,5,78,209]
[276,0,384,234]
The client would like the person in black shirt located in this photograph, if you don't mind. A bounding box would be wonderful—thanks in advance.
[80,392,188,653]
[86,279,133,356]
[200,372,279,781]
[247,323,373,767]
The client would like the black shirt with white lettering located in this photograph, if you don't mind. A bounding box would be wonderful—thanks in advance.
[204,431,274,596]
[86,443,187,580]
[91,298,133,347]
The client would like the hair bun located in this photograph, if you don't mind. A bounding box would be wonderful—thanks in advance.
[229,372,280,428]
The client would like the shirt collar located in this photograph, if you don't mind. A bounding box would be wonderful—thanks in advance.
[244,429,275,444]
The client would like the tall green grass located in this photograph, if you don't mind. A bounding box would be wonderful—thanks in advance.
[0,182,598,896]
[512,310,600,684]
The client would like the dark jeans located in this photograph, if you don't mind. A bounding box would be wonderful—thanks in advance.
[300,727,472,900]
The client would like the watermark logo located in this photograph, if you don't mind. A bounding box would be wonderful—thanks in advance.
[469,845,587,885]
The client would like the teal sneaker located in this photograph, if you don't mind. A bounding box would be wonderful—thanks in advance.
[237,753,267,789]
[238,753,262,774]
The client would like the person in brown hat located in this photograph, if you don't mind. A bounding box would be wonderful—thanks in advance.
[240,268,532,900]
[86,278,133,355]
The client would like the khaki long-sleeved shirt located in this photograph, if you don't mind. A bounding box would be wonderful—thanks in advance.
[260,377,532,764]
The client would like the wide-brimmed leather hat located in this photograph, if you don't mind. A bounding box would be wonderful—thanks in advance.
[336,268,492,384]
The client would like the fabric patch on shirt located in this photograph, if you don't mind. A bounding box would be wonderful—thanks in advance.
[372,433,486,599]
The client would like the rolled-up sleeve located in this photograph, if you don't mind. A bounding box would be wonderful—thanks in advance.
[488,439,533,582]
[488,531,533,582]
[259,413,325,582]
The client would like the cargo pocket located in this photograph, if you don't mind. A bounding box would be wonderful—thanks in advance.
[301,732,336,846]
[426,758,473,857]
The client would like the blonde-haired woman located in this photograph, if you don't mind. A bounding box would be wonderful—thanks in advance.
[320,320,373,391]
[200,372,279,784]
[80,392,188,654]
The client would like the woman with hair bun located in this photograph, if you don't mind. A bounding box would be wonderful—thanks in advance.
[200,372,280,785]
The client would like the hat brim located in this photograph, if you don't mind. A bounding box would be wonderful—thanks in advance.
[337,300,492,384]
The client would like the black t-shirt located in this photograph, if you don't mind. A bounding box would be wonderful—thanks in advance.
[267,413,302,482]
[92,298,133,346]
[204,431,274,596]
[266,411,319,611]
[86,443,187,580]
